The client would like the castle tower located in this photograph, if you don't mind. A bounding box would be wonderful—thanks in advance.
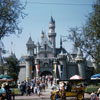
[36,42,40,58]
[48,16,56,56]
[25,36,35,81]
[57,49,67,80]
[41,31,45,40]
[75,48,86,79]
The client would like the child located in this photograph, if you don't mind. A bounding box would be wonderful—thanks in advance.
[55,91,59,100]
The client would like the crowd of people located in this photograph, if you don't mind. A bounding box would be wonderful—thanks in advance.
[3,75,100,100]
[17,75,54,96]
[0,75,54,100]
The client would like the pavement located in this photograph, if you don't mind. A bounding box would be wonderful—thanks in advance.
[15,83,91,100]
[15,83,52,100]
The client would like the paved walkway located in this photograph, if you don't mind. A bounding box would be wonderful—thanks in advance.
[15,83,91,100]
[15,83,52,100]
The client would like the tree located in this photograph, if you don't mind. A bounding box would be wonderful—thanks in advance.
[0,0,26,40]
[4,54,20,82]
[68,0,100,64]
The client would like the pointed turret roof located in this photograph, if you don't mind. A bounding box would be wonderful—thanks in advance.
[75,47,84,61]
[50,16,55,24]
[37,41,40,47]
[77,48,83,57]
[40,32,53,48]
[41,31,45,39]
[60,36,62,50]
[71,46,78,55]
[26,36,34,45]
[10,52,17,59]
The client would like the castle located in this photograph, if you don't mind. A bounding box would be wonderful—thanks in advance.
[18,17,94,82]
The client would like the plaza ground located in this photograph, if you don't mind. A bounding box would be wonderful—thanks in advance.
[15,94,91,100]
[15,83,91,100]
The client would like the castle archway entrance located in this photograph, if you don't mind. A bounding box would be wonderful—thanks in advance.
[40,71,52,76]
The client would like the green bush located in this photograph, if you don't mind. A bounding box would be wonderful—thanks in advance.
[85,85,99,93]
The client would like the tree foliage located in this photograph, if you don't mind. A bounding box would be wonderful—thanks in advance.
[68,0,100,64]
[4,54,20,81]
[0,0,26,40]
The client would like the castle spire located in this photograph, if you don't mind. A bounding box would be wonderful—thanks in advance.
[60,36,62,50]
[75,47,83,61]
[50,16,55,24]
[41,30,45,39]
[48,16,56,56]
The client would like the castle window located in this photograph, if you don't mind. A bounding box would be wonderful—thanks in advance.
[44,43,47,57]
[44,44,47,50]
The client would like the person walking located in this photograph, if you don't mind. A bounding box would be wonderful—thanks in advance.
[5,85,12,100]
[61,85,66,100]
[55,91,59,100]
[20,82,24,96]
[37,85,40,96]
[91,91,96,100]
[26,83,31,96]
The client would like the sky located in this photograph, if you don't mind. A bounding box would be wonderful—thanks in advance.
[2,0,96,59]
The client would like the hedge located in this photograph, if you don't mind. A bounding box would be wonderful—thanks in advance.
[85,85,99,93]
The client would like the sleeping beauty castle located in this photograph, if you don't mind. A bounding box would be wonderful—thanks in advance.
[18,17,94,82]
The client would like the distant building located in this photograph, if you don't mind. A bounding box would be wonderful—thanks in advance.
[18,17,94,82]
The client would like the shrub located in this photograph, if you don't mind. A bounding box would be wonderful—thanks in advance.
[85,85,99,93]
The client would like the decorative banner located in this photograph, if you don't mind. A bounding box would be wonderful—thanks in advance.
[26,77,29,81]
[54,64,56,74]
[37,64,40,71]
[30,65,33,78]
[58,65,63,78]
[37,64,40,75]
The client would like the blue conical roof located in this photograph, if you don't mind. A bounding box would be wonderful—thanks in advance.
[26,37,34,45]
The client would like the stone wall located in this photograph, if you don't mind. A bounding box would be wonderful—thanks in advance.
[18,66,26,82]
